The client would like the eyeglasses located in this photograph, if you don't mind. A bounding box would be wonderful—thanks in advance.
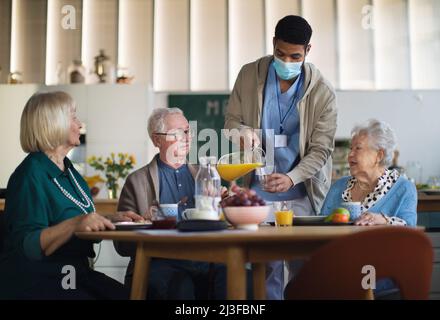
[154,128,194,141]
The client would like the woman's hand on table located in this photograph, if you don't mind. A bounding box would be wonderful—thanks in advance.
[354,212,387,226]
[109,211,145,223]
[264,174,294,193]
[75,212,116,232]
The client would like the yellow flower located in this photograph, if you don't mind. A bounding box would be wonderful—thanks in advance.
[84,175,105,187]
[87,153,136,191]
[87,156,96,163]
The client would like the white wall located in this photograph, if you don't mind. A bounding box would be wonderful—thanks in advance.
[81,0,118,82]
[45,0,82,85]
[10,0,47,83]
[154,0,190,91]
[0,85,37,186]
[0,0,11,84]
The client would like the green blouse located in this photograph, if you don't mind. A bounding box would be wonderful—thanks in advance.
[0,152,96,298]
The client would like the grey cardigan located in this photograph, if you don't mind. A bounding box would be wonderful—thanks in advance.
[114,154,197,265]
[117,154,198,220]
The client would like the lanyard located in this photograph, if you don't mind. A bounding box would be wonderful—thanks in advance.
[275,70,302,134]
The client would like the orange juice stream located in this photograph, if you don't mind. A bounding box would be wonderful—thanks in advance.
[217,163,263,182]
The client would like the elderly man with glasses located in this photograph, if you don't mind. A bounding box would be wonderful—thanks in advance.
[114,108,231,300]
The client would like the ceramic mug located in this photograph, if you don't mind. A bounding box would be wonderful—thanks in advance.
[181,208,219,221]
[155,204,178,219]
[341,202,362,221]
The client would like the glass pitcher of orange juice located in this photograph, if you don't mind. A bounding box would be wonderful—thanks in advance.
[217,147,265,183]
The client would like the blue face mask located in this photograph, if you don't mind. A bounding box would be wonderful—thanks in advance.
[273,56,302,80]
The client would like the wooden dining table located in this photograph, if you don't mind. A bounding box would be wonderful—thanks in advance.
[76,225,386,300]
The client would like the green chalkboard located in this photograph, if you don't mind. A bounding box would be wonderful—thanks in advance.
[168,94,239,162]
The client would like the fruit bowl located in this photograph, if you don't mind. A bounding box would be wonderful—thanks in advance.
[223,206,270,230]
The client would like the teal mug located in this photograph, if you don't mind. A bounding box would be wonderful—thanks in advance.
[341,202,362,221]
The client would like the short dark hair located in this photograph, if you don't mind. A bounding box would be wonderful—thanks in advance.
[274,15,313,46]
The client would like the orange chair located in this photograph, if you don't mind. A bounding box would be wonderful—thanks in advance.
[284,227,433,300]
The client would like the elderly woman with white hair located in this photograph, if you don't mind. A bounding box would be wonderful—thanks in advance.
[320,119,417,298]
[0,91,140,299]
[321,119,417,226]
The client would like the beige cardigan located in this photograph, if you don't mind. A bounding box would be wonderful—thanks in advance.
[114,154,197,261]
[117,154,198,219]
[225,56,338,214]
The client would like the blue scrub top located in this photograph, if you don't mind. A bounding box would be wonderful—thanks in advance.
[251,62,307,201]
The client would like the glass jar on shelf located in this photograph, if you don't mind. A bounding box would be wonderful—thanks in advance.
[94,49,115,83]
[68,60,86,84]
[8,71,23,84]
[406,161,423,184]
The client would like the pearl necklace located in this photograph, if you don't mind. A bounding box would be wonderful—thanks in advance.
[53,168,96,214]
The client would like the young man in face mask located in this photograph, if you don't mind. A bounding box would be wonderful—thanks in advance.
[224,15,338,300]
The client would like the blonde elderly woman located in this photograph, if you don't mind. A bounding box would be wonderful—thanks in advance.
[0,91,141,299]
[320,119,417,298]
[321,119,417,226]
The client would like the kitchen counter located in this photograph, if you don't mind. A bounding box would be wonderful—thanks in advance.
[417,193,440,212]
[1,194,440,213]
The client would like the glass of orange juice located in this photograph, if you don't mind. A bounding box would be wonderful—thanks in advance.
[273,201,294,227]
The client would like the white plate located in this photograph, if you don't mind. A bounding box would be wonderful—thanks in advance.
[113,221,152,226]
[419,189,440,196]
[113,221,153,230]
[292,216,326,223]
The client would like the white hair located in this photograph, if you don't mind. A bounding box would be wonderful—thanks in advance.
[351,119,397,168]
[147,107,184,140]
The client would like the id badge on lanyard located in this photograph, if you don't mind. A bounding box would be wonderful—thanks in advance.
[274,134,287,148]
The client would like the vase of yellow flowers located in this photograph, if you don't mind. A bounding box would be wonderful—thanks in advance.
[83,175,105,198]
[87,153,136,199]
